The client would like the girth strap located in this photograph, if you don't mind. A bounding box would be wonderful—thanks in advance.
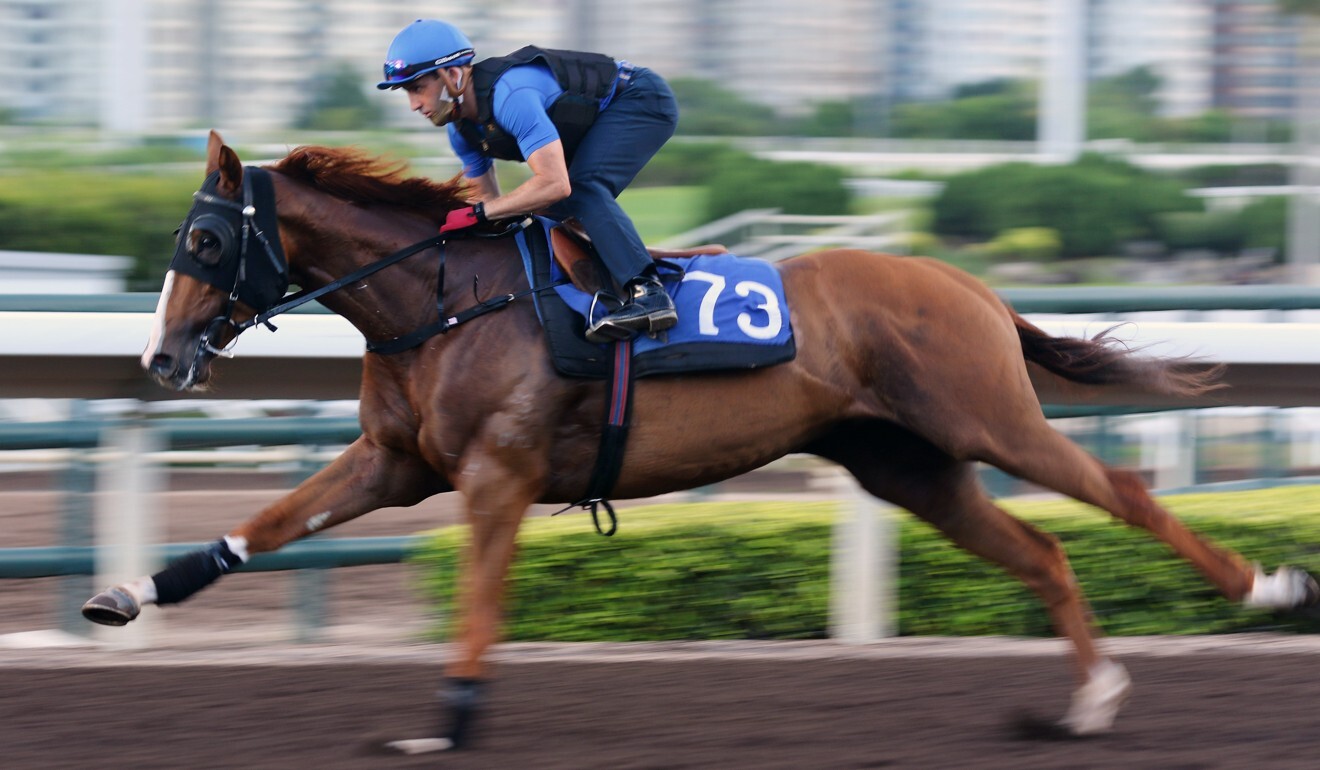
[555,338,634,535]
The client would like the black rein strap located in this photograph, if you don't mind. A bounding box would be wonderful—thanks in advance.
[237,218,564,354]
[240,235,444,333]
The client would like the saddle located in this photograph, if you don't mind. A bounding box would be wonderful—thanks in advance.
[548,219,729,295]
[515,217,795,380]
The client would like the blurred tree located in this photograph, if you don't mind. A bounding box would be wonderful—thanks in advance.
[890,80,1037,140]
[1277,0,1320,13]
[705,151,851,219]
[0,171,199,290]
[980,227,1063,262]
[931,154,1200,257]
[632,142,741,186]
[796,100,859,137]
[296,61,382,130]
[953,78,1017,99]
[1239,196,1288,257]
[669,77,776,135]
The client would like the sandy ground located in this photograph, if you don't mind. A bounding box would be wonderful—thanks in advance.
[4,638,1320,768]
[4,477,1320,768]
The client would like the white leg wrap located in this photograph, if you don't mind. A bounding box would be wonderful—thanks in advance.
[125,576,158,606]
[1244,565,1315,610]
[223,535,250,563]
[383,737,453,754]
[1062,659,1131,736]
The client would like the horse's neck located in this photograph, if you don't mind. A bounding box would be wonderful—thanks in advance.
[293,212,440,345]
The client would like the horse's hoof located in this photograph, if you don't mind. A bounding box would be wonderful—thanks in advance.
[81,587,141,626]
[1061,660,1130,736]
[1245,566,1320,610]
[377,737,454,755]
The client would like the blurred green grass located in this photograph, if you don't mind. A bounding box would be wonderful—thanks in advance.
[618,185,706,242]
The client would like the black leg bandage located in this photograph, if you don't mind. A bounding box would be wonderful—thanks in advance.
[152,538,245,606]
[440,678,484,749]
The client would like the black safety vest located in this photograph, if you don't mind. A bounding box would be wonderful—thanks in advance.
[456,46,619,165]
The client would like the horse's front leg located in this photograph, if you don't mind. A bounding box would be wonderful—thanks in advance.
[385,436,542,755]
[82,435,439,626]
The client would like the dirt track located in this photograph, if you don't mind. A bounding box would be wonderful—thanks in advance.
[4,640,1320,769]
[4,485,1320,767]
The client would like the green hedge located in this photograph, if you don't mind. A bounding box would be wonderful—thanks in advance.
[410,487,1320,641]
[931,154,1200,258]
[0,170,199,290]
[704,151,852,220]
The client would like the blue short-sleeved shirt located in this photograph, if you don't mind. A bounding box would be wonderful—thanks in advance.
[447,61,619,178]
[448,63,562,178]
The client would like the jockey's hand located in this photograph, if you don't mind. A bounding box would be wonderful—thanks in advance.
[439,202,487,234]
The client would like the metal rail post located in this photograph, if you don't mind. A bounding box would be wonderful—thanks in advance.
[92,420,162,649]
[57,400,95,637]
[828,466,896,642]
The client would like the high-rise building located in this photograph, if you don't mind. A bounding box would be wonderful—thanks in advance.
[0,0,441,131]
[888,0,1220,118]
[0,1,103,123]
[563,0,886,116]
[1090,0,1214,117]
[888,0,1049,103]
[1213,0,1302,119]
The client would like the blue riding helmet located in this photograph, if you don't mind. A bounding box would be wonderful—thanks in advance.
[376,19,474,90]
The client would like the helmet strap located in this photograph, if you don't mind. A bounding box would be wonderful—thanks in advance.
[443,70,465,106]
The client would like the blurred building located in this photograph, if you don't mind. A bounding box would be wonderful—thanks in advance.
[1213,0,1302,119]
[889,0,1221,118]
[0,0,1308,130]
[1090,0,1215,117]
[0,1,102,123]
[0,0,440,131]
[564,0,887,116]
[888,0,1049,103]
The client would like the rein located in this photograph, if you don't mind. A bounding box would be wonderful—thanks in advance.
[237,218,558,355]
[239,235,444,334]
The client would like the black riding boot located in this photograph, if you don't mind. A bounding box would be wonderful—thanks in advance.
[585,273,678,343]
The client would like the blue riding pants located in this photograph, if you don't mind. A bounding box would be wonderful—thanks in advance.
[543,68,679,286]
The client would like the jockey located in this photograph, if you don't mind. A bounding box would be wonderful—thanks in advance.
[377,19,680,342]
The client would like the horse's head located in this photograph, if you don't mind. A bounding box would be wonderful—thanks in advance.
[142,131,290,390]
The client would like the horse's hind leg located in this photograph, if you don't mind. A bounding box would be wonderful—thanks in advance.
[987,419,1319,610]
[808,423,1130,735]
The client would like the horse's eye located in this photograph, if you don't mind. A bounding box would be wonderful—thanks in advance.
[189,230,224,266]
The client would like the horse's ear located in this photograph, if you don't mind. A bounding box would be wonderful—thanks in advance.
[214,146,243,197]
[204,130,243,197]
[204,130,225,176]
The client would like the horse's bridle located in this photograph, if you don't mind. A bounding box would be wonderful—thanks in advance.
[169,167,290,383]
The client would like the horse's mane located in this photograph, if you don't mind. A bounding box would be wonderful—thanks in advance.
[269,145,470,221]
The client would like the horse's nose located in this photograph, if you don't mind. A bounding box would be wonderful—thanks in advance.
[147,353,175,378]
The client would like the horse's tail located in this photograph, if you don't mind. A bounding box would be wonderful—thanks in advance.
[1009,306,1225,398]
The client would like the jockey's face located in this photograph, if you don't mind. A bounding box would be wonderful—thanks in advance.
[402,68,465,127]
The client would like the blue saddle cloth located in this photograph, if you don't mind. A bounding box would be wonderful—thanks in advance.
[517,218,796,379]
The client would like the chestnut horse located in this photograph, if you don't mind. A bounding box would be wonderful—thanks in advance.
[84,132,1317,753]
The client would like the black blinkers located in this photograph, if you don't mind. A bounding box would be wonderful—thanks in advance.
[185,212,237,267]
[168,167,289,312]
